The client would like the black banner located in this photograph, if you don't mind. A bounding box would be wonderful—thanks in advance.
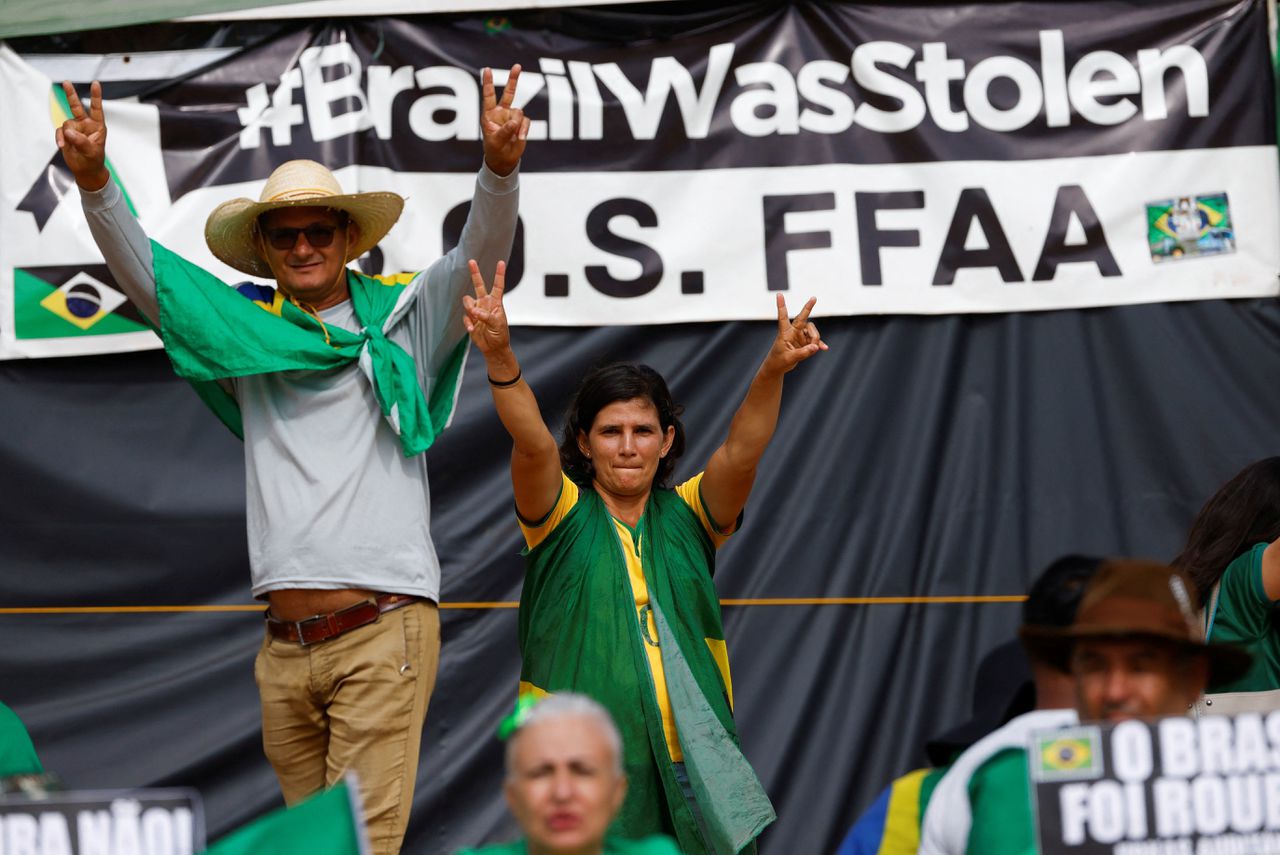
[5,0,1276,357]
[0,789,204,854]
[145,0,1272,199]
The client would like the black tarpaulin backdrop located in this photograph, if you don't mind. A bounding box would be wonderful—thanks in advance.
[6,300,1280,852]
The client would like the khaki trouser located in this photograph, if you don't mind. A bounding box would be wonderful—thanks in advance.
[254,600,440,855]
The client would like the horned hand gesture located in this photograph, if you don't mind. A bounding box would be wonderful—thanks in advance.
[463,259,512,358]
[764,294,828,375]
[55,80,111,192]
[481,65,531,178]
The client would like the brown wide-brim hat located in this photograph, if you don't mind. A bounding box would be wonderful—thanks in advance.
[204,159,404,279]
[1019,558,1252,687]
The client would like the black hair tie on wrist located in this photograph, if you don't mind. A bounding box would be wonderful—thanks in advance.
[488,370,522,388]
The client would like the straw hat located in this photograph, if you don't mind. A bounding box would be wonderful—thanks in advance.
[204,160,404,279]
[1019,559,1251,686]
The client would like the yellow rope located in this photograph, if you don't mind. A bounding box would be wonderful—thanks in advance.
[0,596,1025,616]
[288,295,332,345]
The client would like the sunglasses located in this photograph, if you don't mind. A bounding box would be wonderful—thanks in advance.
[262,223,345,251]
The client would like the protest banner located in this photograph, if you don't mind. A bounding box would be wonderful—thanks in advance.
[0,788,203,855]
[1033,714,1280,854]
[2,0,1276,358]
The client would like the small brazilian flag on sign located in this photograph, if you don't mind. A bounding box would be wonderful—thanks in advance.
[1031,726,1104,782]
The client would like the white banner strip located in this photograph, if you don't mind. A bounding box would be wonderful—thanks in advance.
[497,150,1280,323]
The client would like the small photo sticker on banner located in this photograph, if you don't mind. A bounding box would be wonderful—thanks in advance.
[1031,726,1104,783]
[1147,192,1236,263]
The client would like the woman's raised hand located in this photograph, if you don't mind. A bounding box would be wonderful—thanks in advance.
[763,293,828,375]
[463,259,512,357]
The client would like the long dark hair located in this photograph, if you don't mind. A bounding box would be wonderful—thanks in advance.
[559,363,686,490]
[1172,457,1280,602]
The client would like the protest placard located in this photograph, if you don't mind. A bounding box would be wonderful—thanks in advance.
[0,788,204,855]
[1033,714,1280,854]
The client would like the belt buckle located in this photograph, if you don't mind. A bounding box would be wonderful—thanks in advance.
[295,612,340,647]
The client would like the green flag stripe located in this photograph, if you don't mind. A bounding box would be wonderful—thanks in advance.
[203,779,363,855]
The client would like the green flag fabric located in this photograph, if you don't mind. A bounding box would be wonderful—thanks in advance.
[0,702,42,778]
[518,486,774,854]
[202,778,365,855]
[965,748,1037,855]
[653,602,774,854]
[150,241,450,457]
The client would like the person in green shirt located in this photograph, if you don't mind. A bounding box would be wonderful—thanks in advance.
[928,559,1249,855]
[919,555,1099,855]
[836,637,1035,855]
[459,694,680,855]
[1005,559,1249,854]
[462,261,824,853]
[1171,457,1280,711]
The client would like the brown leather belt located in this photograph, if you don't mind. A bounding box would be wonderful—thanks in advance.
[265,593,421,646]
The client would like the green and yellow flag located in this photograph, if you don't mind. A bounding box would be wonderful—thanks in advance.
[150,241,466,457]
[202,778,365,855]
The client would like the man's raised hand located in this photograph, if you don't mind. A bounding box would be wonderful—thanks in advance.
[55,80,111,192]
[481,65,531,177]
[463,259,512,357]
[765,294,828,375]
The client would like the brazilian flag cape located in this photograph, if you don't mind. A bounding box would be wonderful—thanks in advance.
[149,241,462,457]
[519,486,775,855]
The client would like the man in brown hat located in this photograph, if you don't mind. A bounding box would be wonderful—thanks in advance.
[930,560,1251,855]
[1022,559,1250,723]
[56,67,529,854]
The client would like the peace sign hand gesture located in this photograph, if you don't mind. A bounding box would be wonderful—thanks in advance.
[55,80,111,192]
[463,259,512,358]
[481,65,531,177]
[764,294,828,375]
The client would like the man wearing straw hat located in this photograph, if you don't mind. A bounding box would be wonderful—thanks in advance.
[56,67,529,853]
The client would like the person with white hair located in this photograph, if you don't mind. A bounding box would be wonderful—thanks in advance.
[56,65,529,854]
[459,694,681,855]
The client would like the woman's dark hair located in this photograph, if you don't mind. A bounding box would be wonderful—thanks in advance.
[1172,457,1280,603]
[559,363,686,489]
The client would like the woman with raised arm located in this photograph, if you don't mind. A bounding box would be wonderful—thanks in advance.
[1172,458,1280,715]
[463,260,825,855]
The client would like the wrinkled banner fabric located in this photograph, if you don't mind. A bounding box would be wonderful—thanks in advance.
[1,0,1277,359]
[2,3,1280,855]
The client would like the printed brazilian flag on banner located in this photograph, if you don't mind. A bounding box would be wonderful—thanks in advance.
[13,264,151,340]
[1031,726,1103,783]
